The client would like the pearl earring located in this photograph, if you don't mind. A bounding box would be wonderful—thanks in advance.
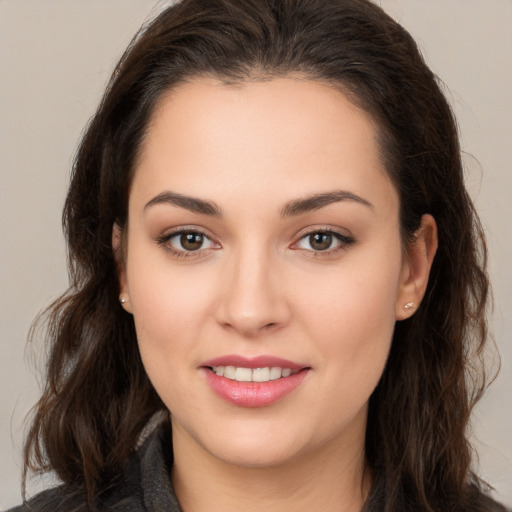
[120,296,128,305]
[404,302,414,310]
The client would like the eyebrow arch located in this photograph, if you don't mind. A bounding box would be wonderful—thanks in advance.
[281,190,374,217]
[144,191,222,216]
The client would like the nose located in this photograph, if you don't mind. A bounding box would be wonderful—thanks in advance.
[214,248,291,337]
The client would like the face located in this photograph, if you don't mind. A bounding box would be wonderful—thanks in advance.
[118,77,430,469]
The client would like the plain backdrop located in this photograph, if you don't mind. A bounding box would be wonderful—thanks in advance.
[1,0,511,509]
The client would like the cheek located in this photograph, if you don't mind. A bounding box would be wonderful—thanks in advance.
[129,276,209,414]
[303,285,395,378]
[125,249,217,382]
[293,247,402,382]
[131,274,207,336]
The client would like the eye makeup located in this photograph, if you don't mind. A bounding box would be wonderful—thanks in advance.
[154,224,356,261]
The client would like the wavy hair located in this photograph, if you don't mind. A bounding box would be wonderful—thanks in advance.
[23,0,495,510]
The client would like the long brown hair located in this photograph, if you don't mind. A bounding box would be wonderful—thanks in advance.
[23,1,497,510]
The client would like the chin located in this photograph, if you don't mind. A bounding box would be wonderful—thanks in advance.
[188,420,312,469]
[207,439,304,469]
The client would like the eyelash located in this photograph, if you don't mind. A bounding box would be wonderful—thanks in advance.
[155,227,355,259]
[292,229,355,256]
[155,228,218,259]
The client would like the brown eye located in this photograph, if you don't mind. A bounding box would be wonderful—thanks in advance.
[180,232,204,251]
[161,230,216,253]
[294,229,355,254]
[309,232,333,251]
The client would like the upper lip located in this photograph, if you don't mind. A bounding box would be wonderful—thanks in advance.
[201,355,307,370]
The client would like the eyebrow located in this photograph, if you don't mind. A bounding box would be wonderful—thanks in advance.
[144,189,373,218]
[144,191,222,216]
[280,190,374,217]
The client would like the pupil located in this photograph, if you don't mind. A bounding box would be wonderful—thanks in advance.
[181,233,203,251]
[310,232,332,251]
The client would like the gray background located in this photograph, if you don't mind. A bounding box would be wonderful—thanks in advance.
[1,0,510,508]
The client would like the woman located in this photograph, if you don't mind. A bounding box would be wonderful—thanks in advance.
[10,0,509,510]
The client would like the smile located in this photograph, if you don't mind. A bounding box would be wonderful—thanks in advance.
[202,355,310,407]
[210,366,297,382]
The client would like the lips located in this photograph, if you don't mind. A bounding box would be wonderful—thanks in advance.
[201,355,310,407]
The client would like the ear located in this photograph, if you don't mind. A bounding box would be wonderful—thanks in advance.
[112,223,133,314]
[395,214,438,320]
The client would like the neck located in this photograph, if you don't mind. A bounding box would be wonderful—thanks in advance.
[171,420,371,512]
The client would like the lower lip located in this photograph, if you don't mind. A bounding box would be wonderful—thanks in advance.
[203,368,309,407]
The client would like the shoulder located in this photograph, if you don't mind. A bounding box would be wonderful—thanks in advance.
[6,471,144,512]
[6,418,180,512]
[4,485,86,512]
[365,473,510,512]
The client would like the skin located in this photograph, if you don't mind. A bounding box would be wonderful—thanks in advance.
[116,77,437,512]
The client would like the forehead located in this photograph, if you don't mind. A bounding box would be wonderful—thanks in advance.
[132,77,398,216]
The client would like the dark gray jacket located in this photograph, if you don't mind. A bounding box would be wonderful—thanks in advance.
[7,423,182,512]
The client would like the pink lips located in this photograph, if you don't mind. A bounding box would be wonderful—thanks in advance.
[201,355,310,408]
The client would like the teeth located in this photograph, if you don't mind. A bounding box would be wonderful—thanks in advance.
[235,367,252,382]
[224,366,236,379]
[252,367,270,382]
[269,367,282,380]
[212,366,296,382]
